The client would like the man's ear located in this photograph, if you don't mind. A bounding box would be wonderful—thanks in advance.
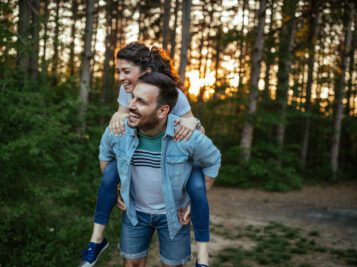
[157,105,170,119]
[145,67,152,73]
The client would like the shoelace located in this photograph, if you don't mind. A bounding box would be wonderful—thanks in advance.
[81,243,97,262]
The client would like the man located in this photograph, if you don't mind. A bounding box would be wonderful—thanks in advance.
[98,72,221,266]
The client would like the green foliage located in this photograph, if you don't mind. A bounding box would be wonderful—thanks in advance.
[0,70,118,266]
[217,142,303,191]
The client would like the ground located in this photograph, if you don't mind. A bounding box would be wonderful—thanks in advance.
[99,183,357,266]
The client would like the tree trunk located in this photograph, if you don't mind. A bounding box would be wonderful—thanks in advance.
[263,0,275,100]
[51,0,60,73]
[17,0,31,77]
[198,0,207,81]
[162,0,171,51]
[239,0,266,162]
[29,0,40,79]
[301,2,320,167]
[274,0,297,156]
[179,0,192,84]
[138,1,145,40]
[237,0,248,90]
[89,10,99,89]
[77,0,95,135]
[345,20,357,116]
[41,0,49,72]
[170,0,179,59]
[117,0,125,45]
[100,0,114,126]
[68,0,78,76]
[330,3,354,179]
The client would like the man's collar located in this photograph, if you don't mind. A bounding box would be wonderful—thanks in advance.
[164,114,177,137]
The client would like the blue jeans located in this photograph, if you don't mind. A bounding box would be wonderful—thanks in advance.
[119,211,191,265]
[94,160,210,242]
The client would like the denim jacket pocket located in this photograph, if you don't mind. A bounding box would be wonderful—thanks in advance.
[166,155,188,178]
[114,146,128,170]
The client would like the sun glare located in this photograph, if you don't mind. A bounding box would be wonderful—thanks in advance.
[321,87,329,99]
[187,70,216,100]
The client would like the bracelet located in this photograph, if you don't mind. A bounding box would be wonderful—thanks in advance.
[195,118,201,130]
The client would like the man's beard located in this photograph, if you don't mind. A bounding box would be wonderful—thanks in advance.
[129,108,160,131]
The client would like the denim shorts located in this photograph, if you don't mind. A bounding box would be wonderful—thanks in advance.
[119,211,192,265]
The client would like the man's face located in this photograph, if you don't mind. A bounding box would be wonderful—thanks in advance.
[116,59,145,93]
[127,82,161,130]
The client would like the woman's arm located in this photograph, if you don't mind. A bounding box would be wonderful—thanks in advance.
[174,110,205,141]
[109,104,130,136]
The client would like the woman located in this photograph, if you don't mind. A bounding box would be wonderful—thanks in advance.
[80,42,211,267]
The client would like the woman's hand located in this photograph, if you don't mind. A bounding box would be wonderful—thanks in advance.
[173,117,198,142]
[115,190,127,211]
[109,112,129,136]
[177,203,191,225]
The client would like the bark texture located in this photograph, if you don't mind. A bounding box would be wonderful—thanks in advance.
[162,0,171,50]
[179,0,192,83]
[301,1,320,166]
[78,0,96,134]
[170,0,179,59]
[330,3,354,178]
[274,0,297,155]
[17,0,31,77]
[239,0,266,161]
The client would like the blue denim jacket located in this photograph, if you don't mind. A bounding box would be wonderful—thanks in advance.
[99,114,221,239]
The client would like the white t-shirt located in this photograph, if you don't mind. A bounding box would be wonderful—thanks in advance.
[117,85,191,117]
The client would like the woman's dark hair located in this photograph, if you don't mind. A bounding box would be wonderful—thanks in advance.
[137,72,178,113]
[115,42,183,89]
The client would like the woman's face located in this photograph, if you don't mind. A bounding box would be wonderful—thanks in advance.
[116,59,145,93]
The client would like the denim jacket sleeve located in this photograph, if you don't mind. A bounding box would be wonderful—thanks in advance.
[98,127,116,162]
[183,131,221,178]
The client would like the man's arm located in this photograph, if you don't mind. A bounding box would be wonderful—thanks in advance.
[186,132,221,180]
[99,127,116,163]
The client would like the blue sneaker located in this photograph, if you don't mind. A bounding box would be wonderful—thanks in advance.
[196,259,209,267]
[79,238,109,267]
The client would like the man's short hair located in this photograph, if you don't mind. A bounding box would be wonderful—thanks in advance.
[137,72,178,113]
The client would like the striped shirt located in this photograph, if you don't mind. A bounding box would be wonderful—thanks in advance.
[130,131,166,214]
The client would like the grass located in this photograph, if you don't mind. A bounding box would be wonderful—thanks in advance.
[211,221,355,266]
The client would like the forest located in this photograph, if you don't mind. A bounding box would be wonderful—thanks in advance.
[0,0,356,265]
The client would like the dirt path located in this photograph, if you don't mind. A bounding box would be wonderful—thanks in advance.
[208,183,357,252]
[104,184,357,266]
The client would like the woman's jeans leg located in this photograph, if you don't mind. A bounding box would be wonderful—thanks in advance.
[94,160,120,225]
[186,164,210,242]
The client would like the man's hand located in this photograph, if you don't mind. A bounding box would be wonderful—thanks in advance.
[115,190,127,211]
[109,112,129,136]
[177,203,191,225]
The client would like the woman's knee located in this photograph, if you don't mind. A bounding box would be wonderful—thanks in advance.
[187,166,206,196]
[101,160,120,188]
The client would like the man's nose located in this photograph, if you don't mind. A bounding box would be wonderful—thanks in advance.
[128,98,135,109]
